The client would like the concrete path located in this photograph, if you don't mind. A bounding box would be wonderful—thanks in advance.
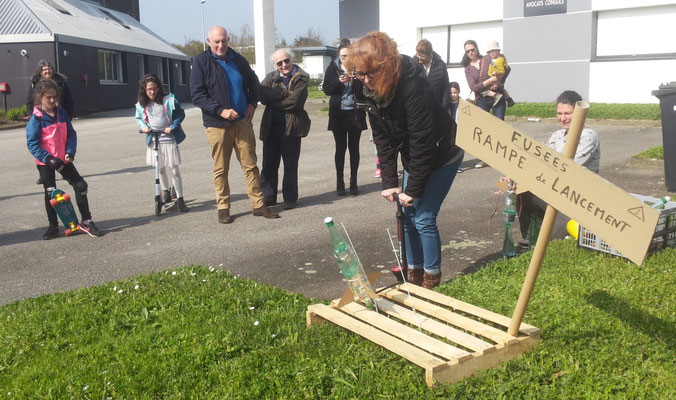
[0,99,668,305]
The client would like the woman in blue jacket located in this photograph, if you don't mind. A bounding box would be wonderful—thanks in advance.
[135,74,189,212]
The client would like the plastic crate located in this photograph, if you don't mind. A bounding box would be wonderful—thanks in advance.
[578,193,676,258]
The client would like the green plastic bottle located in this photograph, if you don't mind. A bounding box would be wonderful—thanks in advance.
[324,217,375,309]
[502,184,516,258]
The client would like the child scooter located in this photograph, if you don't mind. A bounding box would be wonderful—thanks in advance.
[140,129,174,216]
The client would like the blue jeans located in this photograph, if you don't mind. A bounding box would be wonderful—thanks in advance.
[402,155,464,274]
[477,95,506,120]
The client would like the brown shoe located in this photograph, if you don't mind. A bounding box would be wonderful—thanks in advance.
[253,206,280,219]
[218,209,233,224]
[422,272,441,290]
[407,268,423,286]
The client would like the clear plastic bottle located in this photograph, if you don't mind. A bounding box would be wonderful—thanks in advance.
[502,183,517,258]
[650,196,670,210]
[324,217,375,309]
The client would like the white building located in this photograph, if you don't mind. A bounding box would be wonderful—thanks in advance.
[339,0,676,104]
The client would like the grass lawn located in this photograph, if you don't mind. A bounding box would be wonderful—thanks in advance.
[1,240,674,398]
[635,146,665,160]
[506,103,660,120]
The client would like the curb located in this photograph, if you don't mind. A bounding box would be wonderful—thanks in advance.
[0,122,27,131]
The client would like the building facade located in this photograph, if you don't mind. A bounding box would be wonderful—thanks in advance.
[340,0,676,104]
[0,0,190,116]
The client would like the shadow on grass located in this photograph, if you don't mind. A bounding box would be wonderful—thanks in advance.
[585,289,675,353]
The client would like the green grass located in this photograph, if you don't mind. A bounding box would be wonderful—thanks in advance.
[506,103,661,120]
[1,241,674,398]
[635,146,664,160]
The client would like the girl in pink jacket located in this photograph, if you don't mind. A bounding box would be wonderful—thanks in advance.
[26,79,101,239]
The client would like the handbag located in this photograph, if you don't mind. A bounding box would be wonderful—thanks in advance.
[466,57,484,105]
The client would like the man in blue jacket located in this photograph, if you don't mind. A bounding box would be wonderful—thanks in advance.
[190,25,279,224]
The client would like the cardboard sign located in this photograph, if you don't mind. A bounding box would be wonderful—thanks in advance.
[456,99,659,265]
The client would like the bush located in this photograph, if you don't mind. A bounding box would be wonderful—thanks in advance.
[7,105,27,120]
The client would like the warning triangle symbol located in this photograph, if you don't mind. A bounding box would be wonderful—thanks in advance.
[627,206,645,222]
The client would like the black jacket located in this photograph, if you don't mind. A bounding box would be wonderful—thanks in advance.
[190,48,259,128]
[356,55,461,198]
[26,73,74,118]
[322,60,367,131]
[414,51,449,106]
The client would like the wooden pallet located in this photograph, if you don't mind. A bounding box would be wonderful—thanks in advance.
[306,283,540,387]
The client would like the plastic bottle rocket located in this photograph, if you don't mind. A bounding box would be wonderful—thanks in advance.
[502,181,517,258]
[651,196,671,209]
[324,217,375,309]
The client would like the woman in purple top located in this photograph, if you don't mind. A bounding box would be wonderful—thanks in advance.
[462,40,504,120]
[462,40,504,168]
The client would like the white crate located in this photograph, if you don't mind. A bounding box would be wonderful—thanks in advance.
[578,193,676,258]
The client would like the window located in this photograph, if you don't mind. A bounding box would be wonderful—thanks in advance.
[156,59,164,82]
[179,61,189,85]
[420,26,449,63]
[595,5,676,59]
[137,54,147,81]
[98,9,131,30]
[43,0,71,15]
[449,20,502,66]
[98,50,123,83]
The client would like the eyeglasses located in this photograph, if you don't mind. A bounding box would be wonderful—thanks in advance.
[275,58,291,67]
[465,48,477,54]
[353,67,380,80]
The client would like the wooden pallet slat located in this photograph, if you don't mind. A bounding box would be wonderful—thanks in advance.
[340,301,472,361]
[307,288,541,387]
[379,287,518,345]
[307,303,446,370]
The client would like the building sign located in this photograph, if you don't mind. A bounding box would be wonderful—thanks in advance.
[524,0,567,17]
[456,99,659,265]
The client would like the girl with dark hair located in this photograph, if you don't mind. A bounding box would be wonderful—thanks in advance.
[26,60,74,118]
[135,74,189,212]
[322,38,367,195]
[345,32,464,289]
[26,79,101,239]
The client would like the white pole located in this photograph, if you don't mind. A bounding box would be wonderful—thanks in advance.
[200,0,206,51]
[253,0,276,79]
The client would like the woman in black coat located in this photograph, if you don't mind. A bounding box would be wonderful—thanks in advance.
[346,32,464,289]
[322,39,367,195]
[26,60,74,118]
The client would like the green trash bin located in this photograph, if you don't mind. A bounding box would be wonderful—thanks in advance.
[652,82,676,192]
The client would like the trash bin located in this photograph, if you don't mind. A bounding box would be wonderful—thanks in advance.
[652,82,676,192]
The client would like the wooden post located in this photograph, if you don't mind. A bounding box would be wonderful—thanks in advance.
[507,101,589,336]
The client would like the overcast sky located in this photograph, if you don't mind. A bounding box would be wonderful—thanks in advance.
[138,0,340,46]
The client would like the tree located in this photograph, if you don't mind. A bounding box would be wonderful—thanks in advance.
[172,39,204,58]
[293,27,324,47]
[229,24,255,64]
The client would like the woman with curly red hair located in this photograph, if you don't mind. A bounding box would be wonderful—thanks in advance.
[345,32,464,289]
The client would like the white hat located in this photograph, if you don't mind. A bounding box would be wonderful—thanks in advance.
[486,40,501,52]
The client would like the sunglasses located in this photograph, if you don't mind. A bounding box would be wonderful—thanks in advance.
[275,58,291,67]
[465,48,477,54]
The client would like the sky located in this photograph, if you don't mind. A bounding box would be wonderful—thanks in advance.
[138,0,340,46]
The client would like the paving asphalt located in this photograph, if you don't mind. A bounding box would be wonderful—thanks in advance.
[0,99,670,306]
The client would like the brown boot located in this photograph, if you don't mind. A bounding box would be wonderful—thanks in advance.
[218,209,233,224]
[422,272,441,290]
[407,268,423,286]
[253,206,280,219]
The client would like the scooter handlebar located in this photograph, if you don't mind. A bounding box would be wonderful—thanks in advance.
[139,129,164,134]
